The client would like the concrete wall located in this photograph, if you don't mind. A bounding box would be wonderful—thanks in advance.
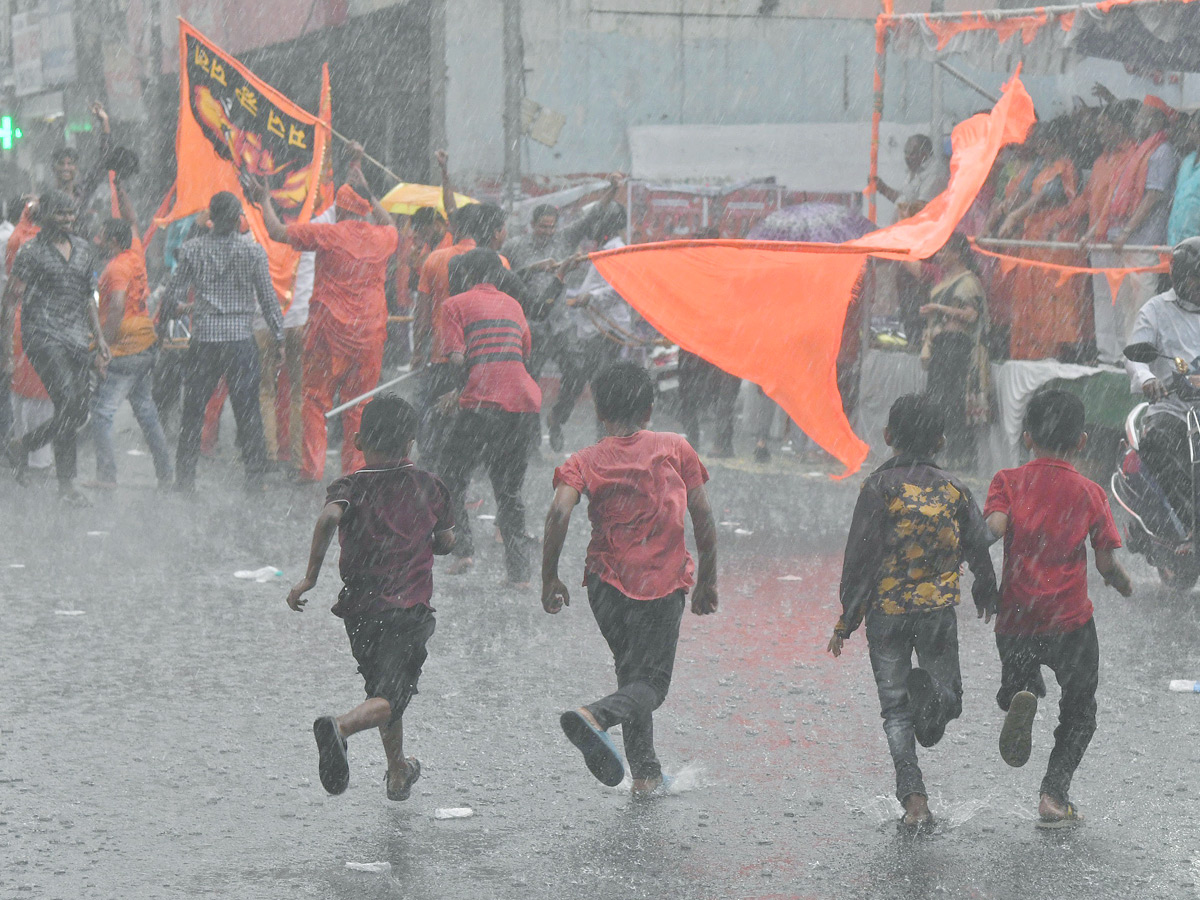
[440,0,1200,183]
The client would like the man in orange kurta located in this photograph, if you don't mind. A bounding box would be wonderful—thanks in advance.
[251,176,398,481]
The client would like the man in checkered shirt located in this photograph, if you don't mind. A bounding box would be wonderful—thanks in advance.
[162,191,283,493]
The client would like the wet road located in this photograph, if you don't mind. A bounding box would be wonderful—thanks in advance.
[2,413,1200,899]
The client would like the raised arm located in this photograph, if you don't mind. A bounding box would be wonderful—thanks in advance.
[541,483,581,614]
[561,173,624,249]
[436,149,456,220]
[75,102,113,208]
[343,159,393,227]
[286,501,346,610]
[112,175,139,233]
[245,176,290,245]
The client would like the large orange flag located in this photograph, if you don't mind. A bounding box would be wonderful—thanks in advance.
[592,73,1035,477]
[163,20,333,307]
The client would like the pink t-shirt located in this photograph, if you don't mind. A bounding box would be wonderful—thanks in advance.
[554,431,709,601]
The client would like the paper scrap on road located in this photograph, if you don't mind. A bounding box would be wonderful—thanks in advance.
[8,564,25,569]
[477,514,496,521]
[54,610,86,616]
[86,531,109,537]
[234,566,283,583]
[434,807,474,819]
[776,575,803,581]
[734,528,754,536]
[126,449,146,456]
[345,861,392,873]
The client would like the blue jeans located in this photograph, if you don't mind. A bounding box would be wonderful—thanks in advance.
[90,348,173,483]
[865,606,963,803]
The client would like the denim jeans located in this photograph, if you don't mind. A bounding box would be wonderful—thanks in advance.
[865,606,963,803]
[91,348,173,483]
[20,338,93,486]
[176,339,266,490]
[583,576,686,781]
[996,618,1099,805]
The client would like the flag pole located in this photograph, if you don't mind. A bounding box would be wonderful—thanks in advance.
[324,370,419,419]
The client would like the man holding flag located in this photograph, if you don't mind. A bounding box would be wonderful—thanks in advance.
[248,150,398,483]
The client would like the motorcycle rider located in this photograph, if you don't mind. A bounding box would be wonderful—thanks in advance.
[1125,237,1200,535]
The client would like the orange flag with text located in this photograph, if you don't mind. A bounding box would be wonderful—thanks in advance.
[163,20,333,308]
[592,72,1036,476]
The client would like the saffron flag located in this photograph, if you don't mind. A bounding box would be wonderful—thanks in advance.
[592,73,1036,476]
[163,20,333,306]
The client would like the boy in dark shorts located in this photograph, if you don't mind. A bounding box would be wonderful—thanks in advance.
[541,362,719,797]
[828,393,998,832]
[286,394,454,801]
[984,389,1132,828]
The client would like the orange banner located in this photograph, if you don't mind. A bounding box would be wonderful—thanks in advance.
[591,74,1035,477]
[162,20,332,307]
[971,240,1168,302]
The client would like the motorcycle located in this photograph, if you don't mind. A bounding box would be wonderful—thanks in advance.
[1111,342,1200,590]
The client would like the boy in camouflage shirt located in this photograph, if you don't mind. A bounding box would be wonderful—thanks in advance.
[828,394,998,831]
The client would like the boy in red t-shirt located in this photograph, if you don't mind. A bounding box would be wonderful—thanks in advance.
[286,395,455,801]
[542,362,719,797]
[985,390,1132,828]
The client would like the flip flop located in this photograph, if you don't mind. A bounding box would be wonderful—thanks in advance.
[1036,800,1084,829]
[385,757,421,801]
[907,668,945,748]
[897,813,936,835]
[560,710,625,787]
[313,716,350,795]
[999,690,1038,768]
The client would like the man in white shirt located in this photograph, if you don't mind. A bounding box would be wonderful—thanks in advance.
[874,134,949,222]
[1125,238,1200,529]
[546,205,633,451]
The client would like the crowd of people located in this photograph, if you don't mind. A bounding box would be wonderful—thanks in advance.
[873,88,1200,471]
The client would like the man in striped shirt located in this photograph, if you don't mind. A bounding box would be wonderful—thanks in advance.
[436,249,541,583]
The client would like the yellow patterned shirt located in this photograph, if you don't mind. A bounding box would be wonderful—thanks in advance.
[837,456,998,635]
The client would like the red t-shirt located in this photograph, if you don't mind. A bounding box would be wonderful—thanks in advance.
[439,283,541,414]
[554,431,709,601]
[984,457,1121,636]
[287,220,398,351]
[417,238,476,363]
[325,461,454,618]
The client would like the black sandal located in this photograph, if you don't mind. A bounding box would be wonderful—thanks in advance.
[313,716,350,795]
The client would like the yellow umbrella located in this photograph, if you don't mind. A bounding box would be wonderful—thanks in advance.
[379,182,478,216]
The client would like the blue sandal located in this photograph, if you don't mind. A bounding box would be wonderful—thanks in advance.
[560,710,625,787]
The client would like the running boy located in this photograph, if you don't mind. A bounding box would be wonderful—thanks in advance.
[542,362,718,797]
[286,394,454,801]
[828,393,998,831]
[984,389,1132,828]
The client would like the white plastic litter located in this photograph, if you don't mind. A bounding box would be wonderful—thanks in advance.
[86,531,109,537]
[8,564,25,569]
[734,528,754,536]
[718,521,739,527]
[1169,680,1200,692]
[477,514,496,521]
[777,575,803,581]
[345,862,392,874]
[54,610,85,616]
[234,566,283,583]
[126,449,146,456]
[434,807,474,819]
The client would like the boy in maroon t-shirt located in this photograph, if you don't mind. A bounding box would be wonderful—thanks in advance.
[286,395,455,801]
[542,363,719,797]
[984,390,1132,828]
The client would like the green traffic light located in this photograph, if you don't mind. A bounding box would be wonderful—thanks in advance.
[0,116,21,150]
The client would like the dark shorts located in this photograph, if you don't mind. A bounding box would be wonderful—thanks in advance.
[343,605,436,724]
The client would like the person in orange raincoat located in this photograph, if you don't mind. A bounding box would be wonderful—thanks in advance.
[249,163,398,482]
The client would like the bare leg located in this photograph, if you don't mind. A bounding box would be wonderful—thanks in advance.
[336,697,391,738]
[379,719,411,790]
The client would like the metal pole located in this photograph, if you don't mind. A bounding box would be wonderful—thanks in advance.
[868,14,888,224]
[501,0,524,211]
[935,60,1000,104]
[324,370,419,419]
[975,237,1170,254]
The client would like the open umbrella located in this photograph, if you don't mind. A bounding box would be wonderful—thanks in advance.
[748,201,875,244]
[379,182,478,216]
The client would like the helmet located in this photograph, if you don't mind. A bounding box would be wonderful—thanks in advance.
[1172,237,1200,311]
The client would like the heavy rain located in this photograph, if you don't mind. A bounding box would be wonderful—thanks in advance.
[2,1,1200,898]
